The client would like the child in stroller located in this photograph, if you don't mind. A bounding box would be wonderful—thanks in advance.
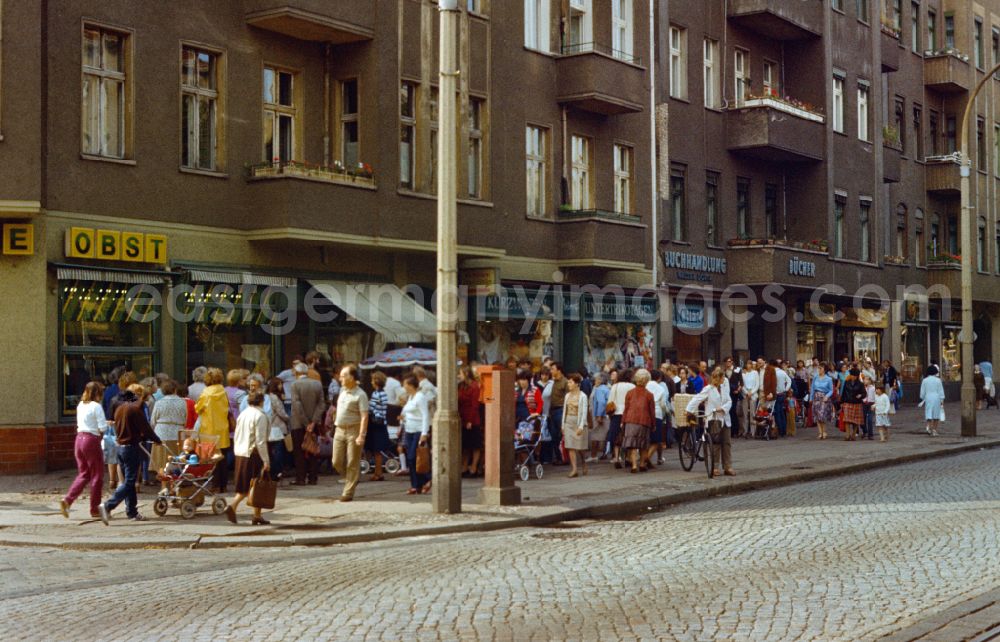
[514,415,546,481]
[753,401,776,440]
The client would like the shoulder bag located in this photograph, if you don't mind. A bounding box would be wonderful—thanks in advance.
[247,471,277,510]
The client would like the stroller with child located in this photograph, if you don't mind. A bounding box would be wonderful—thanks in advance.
[146,431,228,520]
[753,401,777,440]
[514,414,546,481]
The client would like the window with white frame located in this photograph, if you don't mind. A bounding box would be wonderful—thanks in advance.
[180,45,219,171]
[833,75,844,133]
[429,87,439,193]
[612,0,633,60]
[857,83,870,142]
[703,39,720,108]
[524,0,549,52]
[399,81,416,189]
[82,25,128,158]
[911,1,920,53]
[467,97,484,199]
[670,165,686,241]
[669,26,687,99]
[706,172,720,246]
[834,196,846,258]
[262,65,296,163]
[526,125,547,217]
[860,200,871,262]
[762,60,776,97]
[570,135,591,210]
[734,48,749,107]
[613,144,632,214]
[978,217,987,271]
[737,177,750,239]
[568,0,592,51]
[340,78,359,168]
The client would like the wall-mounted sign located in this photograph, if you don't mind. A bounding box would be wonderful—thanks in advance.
[673,302,717,330]
[65,227,167,264]
[788,256,817,278]
[582,296,658,322]
[662,251,727,274]
[2,223,34,255]
[461,268,498,296]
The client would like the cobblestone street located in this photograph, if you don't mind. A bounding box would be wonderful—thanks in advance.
[3,449,1000,640]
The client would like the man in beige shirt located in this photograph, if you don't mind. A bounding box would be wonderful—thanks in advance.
[333,364,369,502]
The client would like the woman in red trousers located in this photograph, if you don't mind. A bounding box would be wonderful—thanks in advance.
[61,381,107,519]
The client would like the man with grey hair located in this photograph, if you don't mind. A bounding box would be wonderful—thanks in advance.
[188,366,208,402]
[291,362,326,485]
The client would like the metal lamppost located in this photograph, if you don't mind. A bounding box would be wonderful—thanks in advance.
[957,61,1000,437]
[432,0,462,513]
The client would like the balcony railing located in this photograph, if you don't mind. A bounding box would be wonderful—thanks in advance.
[924,50,972,93]
[560,42,641,65]
[924,155,961,195]
[727,95,825,162]
[557,208,641,224]
[247,160,376,188]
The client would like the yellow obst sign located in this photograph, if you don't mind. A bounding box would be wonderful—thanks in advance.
[2,224,34,255]
[66,227,167,264]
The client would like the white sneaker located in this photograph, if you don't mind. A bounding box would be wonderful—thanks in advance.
[925,426,932,435]
[931,429,939,437]
[584,456,597,463]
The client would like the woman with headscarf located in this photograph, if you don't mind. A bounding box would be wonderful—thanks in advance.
[920,365,945,436]
[840,368,867,441]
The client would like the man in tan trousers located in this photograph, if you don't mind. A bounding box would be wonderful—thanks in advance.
[333,364,369,502]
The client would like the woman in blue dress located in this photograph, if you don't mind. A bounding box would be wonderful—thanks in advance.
[919,365,945,437]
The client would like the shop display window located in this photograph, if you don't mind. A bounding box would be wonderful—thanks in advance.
[584,322,655,373]
[476,319,556,369]
[900,325,927,382]
[940,326,962,381]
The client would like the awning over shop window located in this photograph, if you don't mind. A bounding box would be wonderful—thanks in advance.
[187,269,296,288]
[307,280,438,344]
[56,266,169,285]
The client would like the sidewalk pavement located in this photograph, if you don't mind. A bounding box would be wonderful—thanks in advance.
[2,401,998,550]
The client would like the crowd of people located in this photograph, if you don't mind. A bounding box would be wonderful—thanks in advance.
[59,350,987,523]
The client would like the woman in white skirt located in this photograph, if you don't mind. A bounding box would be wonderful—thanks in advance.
[919,365,945,436]
[561,374,590,478]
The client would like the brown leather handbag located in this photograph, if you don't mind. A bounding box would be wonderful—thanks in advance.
[248,471,277,509]
[415,444,431,474]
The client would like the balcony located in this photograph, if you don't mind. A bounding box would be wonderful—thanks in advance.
[924,51,972,93]
[926,258,961,294]
[556,44,645,115]
[244,0,374,43]
[725,240,830,285]
[925,156,961,195]
[726,97,825,162]
[880,28,900,72]
[883,142,901,183]
[555,209,647,267]
[726,0,822,40]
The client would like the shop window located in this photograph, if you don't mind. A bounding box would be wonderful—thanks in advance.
[737,177,750,239]
[180,45,221,171]
[262,65,297,163]
[476,318,556,369]
[59,280,159,416]
[584,321,655,374]
[82,24,131,159]
[941,326,961,381]
[900,324,927,383]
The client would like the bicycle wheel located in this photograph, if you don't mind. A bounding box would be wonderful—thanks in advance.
[678,430,695,471]
[704,433,715,478]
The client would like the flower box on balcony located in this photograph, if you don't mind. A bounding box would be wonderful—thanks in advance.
[928,254,961,267]
[742,96,824,123]
[247,160,376,188]
[884,255,907,265]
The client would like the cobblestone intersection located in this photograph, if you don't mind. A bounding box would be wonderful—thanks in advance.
[3,449,1000,641]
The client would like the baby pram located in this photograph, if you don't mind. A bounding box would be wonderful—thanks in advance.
[514,415,546,481]
[753,402,776,440]
[146,432,228,520]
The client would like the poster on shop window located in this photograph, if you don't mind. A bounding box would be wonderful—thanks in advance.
[584,323,656,374]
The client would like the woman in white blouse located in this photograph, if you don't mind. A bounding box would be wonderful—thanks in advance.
[741,362,760,438]
[61,381,108,519]
[686,368,734,478]
[400,375,431,495]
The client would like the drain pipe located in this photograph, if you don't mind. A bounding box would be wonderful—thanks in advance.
[649,0,658,287]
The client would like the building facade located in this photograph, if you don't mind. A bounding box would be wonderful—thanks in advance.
[656,0,1000,391]
[0,0,655,472]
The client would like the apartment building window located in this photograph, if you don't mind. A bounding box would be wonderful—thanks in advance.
[180,45,219,171]
[975,18,985,68]
[340,78,359,168]
[82,25,129,159]
[832,0,843,10]
[262,66,296,163]
[400,81,416,189]
[890,0,902,32]
[860,200,871,263]
[524,0,549,52]
[857,83,870,142]
[929,110,939,155]
[913,106,923,159]
[670,165,686,241]
[734,49,749,107]
[834,196,846,258]
[570,135,592,209]
[612,0,634,59]
[944,14,954,49]
[896,204,908,258]
[945,115,956,154]
[737,178,751,239]
[915,208,925,266]
[911,2,920,53]
[467,97,484,199]
[947,214,958,254]
[669,26,687,99]
[525,125,547,217]
[894,97,905,152]
[856,0,868,23]
[927,9,936,50]
[978,217,987,271]
[706,172,719,246]
[467,0,482,12]
[763,60,777,96]
[614,144,632,214]
[568,0,592,50]
[993,27,1000,67]
[995,224,1000,272]
[429,87,439,193]
[765,183,778,239]
[995,124,1000,176]
[930,213,940,255]
[832,76,845,133]
[977,118,986,170]
[704,39,720,108]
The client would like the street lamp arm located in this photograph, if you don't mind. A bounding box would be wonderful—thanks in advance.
[959,61,1000,164]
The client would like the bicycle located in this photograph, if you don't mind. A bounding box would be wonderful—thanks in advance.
[677,411,715,479]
